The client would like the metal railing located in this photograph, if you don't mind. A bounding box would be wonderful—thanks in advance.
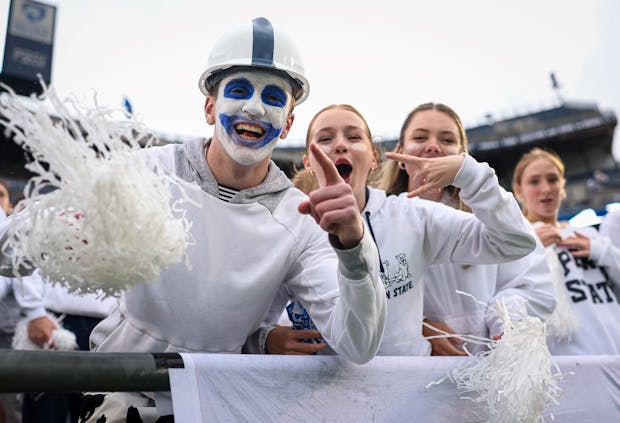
[0,349,183,393]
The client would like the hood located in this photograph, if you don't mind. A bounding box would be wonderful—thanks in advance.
[183,138,292,204]
[362,186,388,216]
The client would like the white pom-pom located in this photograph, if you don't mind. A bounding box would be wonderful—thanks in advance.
[446,298,562,423]
[12,314,77,351]
[0,82,193,297]
[543,247,579,341]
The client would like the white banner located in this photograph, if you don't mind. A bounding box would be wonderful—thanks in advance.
[170,354,620,422]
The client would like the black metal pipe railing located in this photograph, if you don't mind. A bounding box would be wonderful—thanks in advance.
[0,349,183,393]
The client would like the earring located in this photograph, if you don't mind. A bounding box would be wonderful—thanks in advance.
[399,162,406,170]
[308,169,314,176]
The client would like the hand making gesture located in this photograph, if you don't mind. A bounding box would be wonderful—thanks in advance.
[299,143,364,249]
[385,152,465,198]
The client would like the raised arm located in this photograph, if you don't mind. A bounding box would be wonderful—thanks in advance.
[298,143,364,249]
[398,154,537,264]
[291,144,386,364]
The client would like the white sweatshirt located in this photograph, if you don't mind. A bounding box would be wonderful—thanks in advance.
[600,210,620,248]
[87,139,386,364]
[39,280,117,318]
[546,225,620,355]
[255,155,538,356]
[1,206,116,320]
[0,210,46,325]
[361,155,536,355]
[423,237,556,354]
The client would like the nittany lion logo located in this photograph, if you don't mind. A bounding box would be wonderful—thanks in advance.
[380,253,412,288]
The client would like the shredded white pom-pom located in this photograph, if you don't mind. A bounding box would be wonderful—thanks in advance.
[444,298,563,423]
[530,222,579,341]
[543,247,579,341]
[12,314,78,351]
[0,82,193,297]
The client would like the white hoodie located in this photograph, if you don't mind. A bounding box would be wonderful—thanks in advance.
[423,236,556,355]
[255,154,538,356]
[87,139,386,364]
[0,209,46,327]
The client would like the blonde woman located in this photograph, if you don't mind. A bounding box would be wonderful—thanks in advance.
[513,147,620,354]
[380,103,554,355]
[251,103,539,356]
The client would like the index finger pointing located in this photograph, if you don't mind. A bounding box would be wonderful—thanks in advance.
[309,143,342,187]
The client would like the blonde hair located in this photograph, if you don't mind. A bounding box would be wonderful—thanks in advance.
[292,104,380,194]
[512,147,566,217]
[378,102,470,212]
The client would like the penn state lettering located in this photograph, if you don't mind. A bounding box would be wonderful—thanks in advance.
[558,250,616,304]
[557,251,599,276]
[385,281,414,299]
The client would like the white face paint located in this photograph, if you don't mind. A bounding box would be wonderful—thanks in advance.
[214,70,293,166]
[401,143,417,154]
[318,144,332,155]
[350,143,368,152]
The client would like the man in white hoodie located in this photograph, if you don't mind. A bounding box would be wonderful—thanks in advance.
[0,17,386,423]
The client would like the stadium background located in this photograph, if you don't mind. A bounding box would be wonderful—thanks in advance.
[1,98,617,219]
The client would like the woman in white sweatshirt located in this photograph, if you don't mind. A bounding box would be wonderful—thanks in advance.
[380,103,555,355]
[513,147,620,354]
[254,103,541,356]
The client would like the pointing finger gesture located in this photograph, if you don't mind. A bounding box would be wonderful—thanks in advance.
[298,143,364,249]
[308,143,342,188]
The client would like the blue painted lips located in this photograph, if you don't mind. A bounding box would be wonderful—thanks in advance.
[219,113,282,149]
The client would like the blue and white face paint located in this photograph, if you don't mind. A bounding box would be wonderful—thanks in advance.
[215,70,293,166]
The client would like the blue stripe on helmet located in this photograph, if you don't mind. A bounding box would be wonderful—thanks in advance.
[251,17,275,67]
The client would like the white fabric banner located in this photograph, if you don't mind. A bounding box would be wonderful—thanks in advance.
[169,354,620,422]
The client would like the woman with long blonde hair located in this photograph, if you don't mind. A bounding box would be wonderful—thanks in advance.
[248,103,541,356]
[513,147,620,354]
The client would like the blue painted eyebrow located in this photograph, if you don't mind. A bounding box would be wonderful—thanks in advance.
[261,85,287,108]
[223,78,254,100]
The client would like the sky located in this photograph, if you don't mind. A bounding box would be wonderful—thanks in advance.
[1,0,619,159]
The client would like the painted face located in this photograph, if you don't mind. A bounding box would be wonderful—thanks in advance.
[214,70,293,165]
[517,158,565,222]
[307,108,376,199]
